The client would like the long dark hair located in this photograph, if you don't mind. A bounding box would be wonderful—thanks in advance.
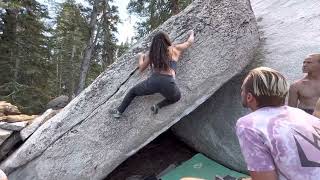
[149,31,172,71]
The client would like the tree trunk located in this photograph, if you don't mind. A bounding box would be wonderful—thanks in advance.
[68,44,76,100]
[171,0,180,15]
[58,53,63,95]
[3,8,18,82]
[56,60,59,95]
[13,50,20,81]
[150,0,157,30]
[101,0,114,70]
[76,0,99,95]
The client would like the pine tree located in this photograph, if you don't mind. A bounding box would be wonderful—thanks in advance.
[0,0,121,113]
[76,0,100,95]
[52,0,89,99]
[117,39,130,58]
[127,0,192,38]
[0,0,52,114]
[100,0,120,70]
[76,0,120,94]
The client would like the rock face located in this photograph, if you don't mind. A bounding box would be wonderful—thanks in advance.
[20,109,59,141]
[0,129,12,145]
[0,109,59,163]
[172,0,320,173]
[0,0,259,179]
[0,132,22,162]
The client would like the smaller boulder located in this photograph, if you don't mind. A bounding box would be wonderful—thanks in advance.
[0,122,28,131]
[46,95,69,110]
[0,129,12,145]
[20,109,59,141]
[0,132,22,162]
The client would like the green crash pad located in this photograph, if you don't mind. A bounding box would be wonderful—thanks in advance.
[161,153,248,180]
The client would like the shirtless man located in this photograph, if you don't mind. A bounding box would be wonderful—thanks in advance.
[288,53,320,114]
[313,98,320,118]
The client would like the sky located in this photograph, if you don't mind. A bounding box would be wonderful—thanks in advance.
[112,0,137,43]
[37,0,137,43]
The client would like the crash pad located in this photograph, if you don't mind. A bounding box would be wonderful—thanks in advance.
[161,154,248,180]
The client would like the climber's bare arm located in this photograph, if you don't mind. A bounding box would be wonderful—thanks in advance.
[0,169,7,180]
[173,30,195,58]
[288,82,299,107]
[138,52,150,72]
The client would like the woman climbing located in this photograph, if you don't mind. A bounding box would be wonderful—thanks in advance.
[110,30,195,118]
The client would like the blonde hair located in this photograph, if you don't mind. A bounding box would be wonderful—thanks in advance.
[244,67,289,107]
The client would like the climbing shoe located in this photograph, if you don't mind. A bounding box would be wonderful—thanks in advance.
[150,105,159,114]
[109,109,122,118]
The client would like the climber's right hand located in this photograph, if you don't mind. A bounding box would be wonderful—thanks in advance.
[137,52,145,58]
[138,52,149,73]
[187,30,195,44]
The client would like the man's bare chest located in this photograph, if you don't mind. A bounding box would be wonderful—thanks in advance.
[298,81,320,98]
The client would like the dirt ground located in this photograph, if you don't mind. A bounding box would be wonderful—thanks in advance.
[105,130,196,180]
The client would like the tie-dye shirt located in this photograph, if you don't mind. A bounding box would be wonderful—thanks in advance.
[236,106,320,180]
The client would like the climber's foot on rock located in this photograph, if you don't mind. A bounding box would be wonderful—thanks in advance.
[109,109,122,118]
[150,105,159,114]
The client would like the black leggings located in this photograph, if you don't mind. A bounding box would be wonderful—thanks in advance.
[301,108,314,115]
[117,73,181,113]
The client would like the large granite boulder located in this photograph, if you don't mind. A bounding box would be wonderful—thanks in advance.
[0,0,259,179]
[20,109,59,141]
[172,0,320,173]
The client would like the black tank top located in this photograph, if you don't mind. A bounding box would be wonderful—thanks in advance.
[152,60,177,73]
[168,60,177,72]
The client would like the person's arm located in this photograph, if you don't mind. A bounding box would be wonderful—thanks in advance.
[249,170,277,180]
[313,98,320,118]
[0,169,7,180]
[288,83,299,107]
[138,52,150,73]
[236,124,278,180]
[174,30,195,51]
